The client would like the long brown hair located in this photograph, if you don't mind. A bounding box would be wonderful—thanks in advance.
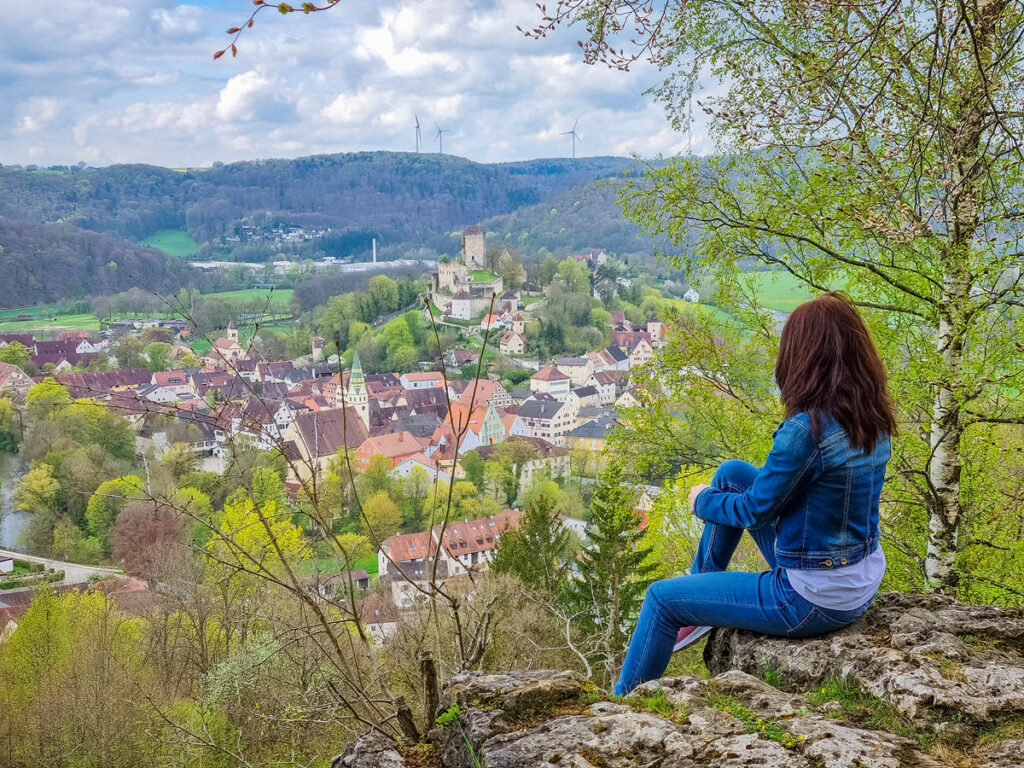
[775,291,896,452]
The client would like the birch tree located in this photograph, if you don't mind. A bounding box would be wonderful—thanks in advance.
[527,0,1024,592]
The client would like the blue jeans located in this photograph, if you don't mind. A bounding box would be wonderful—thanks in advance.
[614,459,872,696]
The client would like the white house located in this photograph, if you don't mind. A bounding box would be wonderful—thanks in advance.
[499,330,526,356]
[554,356,594,387]
[393,453,445,479]
[627,338,655,369]
[530,365,571,401]
[560,516,590,542]
[586,371,618,405]
[515,397,577,446]
[401,372,445,390]
[451,290,472,320]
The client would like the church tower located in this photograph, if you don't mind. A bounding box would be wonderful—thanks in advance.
[345,350,370,429]
[226,320,239,343]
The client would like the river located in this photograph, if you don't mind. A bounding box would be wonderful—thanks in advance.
[0,451,26,548]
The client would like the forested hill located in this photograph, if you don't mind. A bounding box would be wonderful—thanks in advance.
[483,173,659,257]
[0,218,193,307]
[0,153,639,260]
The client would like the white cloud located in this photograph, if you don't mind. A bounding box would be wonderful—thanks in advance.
[0,0,712,167]
[16,97,62,133]
[216,70,290,123]
[152,5,203,36]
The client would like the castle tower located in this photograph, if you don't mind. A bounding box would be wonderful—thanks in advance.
[462,225,486,268]
[345,350,370,429]
[226,320,239,343]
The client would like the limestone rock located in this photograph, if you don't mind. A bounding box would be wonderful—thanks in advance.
[478,710,695,768]
[705,592,1024,724]
[331,731,405,768]
[713,670,811,718]
[980,738,1024,768]
[443,669,584,715]
[632,674,709,708]
[335,594,1024,766]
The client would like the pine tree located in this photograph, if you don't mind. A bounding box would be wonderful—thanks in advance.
[491,486,572,596]
[568,463,656,682]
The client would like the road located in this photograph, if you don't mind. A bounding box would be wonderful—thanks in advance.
[0,548,119,587]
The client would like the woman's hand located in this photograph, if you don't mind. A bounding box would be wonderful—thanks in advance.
[688,483,710,514]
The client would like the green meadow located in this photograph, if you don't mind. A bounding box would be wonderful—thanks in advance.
[139,229,198,258]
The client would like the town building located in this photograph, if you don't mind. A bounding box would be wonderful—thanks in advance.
[529,365,571,401]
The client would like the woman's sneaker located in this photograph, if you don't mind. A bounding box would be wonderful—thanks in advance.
[673,625,712,652]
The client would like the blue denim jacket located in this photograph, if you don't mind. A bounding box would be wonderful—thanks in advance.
[694,412,890,570]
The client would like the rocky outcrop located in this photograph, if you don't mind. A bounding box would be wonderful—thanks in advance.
[705,592,1024,725]
[334,593,1024,767]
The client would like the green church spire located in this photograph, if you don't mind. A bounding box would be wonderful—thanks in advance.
[347,350,366,396]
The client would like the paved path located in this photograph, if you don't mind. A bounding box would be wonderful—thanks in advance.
[0,548,119,586]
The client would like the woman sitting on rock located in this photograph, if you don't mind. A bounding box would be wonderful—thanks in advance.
[615,291,896,696]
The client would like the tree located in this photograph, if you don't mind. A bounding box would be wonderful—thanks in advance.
[483,460,511,502]
[144,341,173,372]
[461,450,485,490]
[0,397,18,451]
[210,493,308,577]
[360,490,402,540]
[25,378,70,420]
[85,475,144,551]
[111,500,186,582]
[493,440,540,501]
[160,442,199,481]
[565,464,655,683]
[556,257,591,293]
[113,336,147,369]
[52,516,82,561]
[15,463,62,552]
[358,453,396,498]
[367,275,399,317]
[400,464,431,531]
[491,486,573,596]
[0,341,31,370]
[497,249,525,291]
[535,0,1024,595]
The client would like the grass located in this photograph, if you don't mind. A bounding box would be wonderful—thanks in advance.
[660,297,741,328]
[739,270,817,312]
[759,664,786,690]
[203,288,294,309]
[624,688,683,720]
[468,269,499,283]
[139,229,198,258]
[0,303,65,322]
[0,313,100,332]
[520,295,543,306]
[807,677,932,750]
[299,554,379,577]
[708,690,804,749]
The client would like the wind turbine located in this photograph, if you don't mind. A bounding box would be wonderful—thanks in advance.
[415,114,422,153]
[561,119,581,159]
[434,122,451,154]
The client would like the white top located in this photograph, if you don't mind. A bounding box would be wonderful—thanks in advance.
[786,545,886,611]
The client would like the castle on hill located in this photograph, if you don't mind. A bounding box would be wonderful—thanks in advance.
[430,225,504,319]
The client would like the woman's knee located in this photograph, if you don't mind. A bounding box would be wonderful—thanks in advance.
[644,578,673,608]
[712,459,759,492]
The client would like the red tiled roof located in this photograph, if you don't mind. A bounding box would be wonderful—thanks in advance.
[531,365,568,382]
[359,431,421,460]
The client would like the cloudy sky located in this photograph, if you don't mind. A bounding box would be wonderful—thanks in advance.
[0,0,712,168]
